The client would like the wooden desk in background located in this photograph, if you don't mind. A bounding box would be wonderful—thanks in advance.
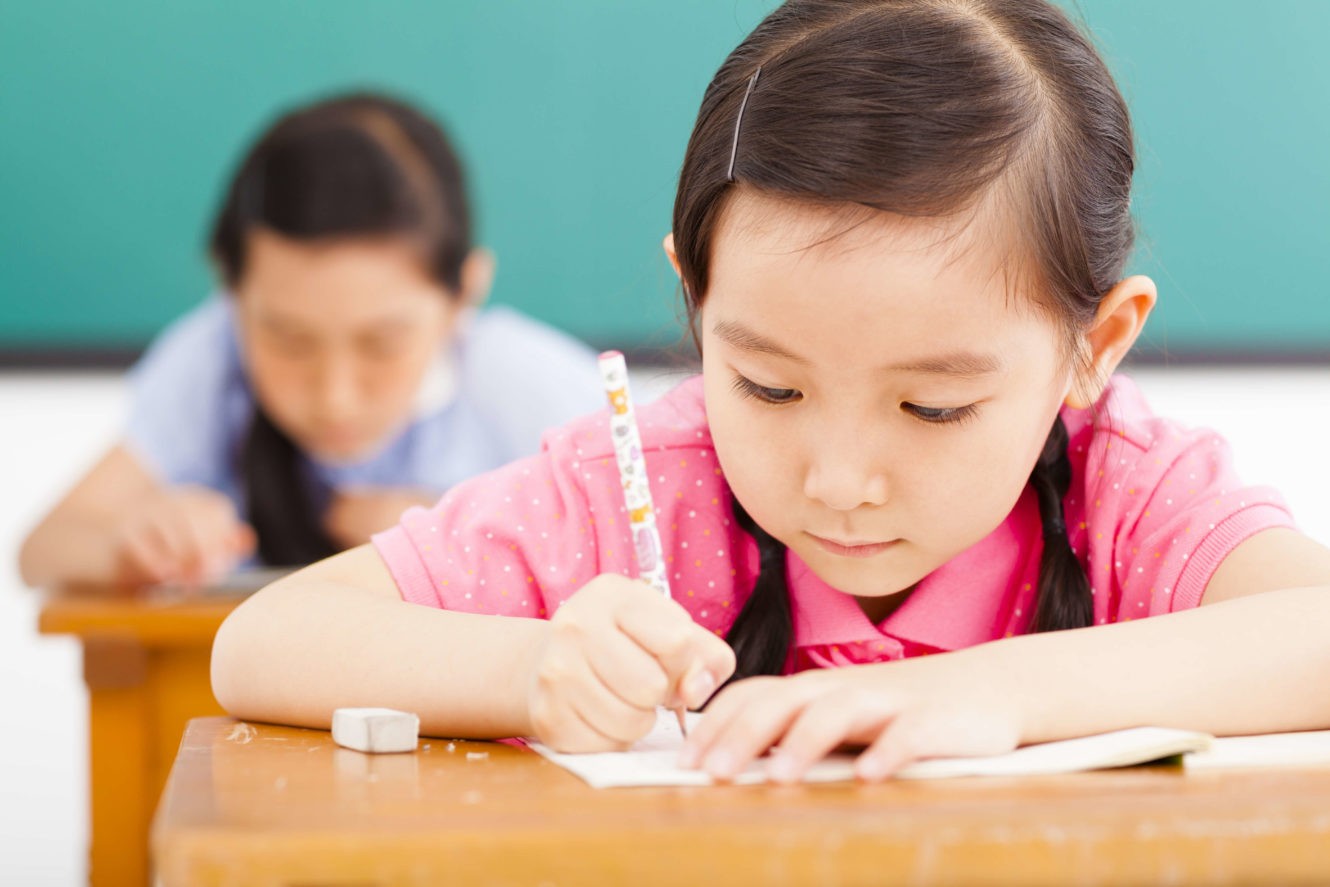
[155,717,1330,887]
[39,585,248,887]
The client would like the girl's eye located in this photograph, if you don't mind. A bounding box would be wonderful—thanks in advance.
[269,332,316,359]
[732,374,801,404]
[903,403,979,425]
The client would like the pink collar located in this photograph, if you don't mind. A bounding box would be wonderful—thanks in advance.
[788,488,1042,653]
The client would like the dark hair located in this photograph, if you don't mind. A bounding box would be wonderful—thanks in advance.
[210,92,473,566]
[672,0,1134,680]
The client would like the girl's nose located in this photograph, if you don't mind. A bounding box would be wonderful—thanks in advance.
[802,435,889,512]
[314,360,359,418]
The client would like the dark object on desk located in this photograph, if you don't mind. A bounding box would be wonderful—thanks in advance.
[150,565,298,599]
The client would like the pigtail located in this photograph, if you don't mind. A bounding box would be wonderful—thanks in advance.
[1028,415,1094,632]
[242,406,337,567]
[725,499,794,681]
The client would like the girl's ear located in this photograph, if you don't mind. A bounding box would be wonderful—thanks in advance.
[663,233,682,278]
[459,248,496,308]
[1067,274,1157,408]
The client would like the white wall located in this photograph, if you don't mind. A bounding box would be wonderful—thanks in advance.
[1,374,124,887]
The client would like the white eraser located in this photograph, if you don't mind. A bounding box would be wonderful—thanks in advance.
[332,707,420,754]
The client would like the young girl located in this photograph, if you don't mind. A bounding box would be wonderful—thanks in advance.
[19,92,603,588]
[211,1,1330,782]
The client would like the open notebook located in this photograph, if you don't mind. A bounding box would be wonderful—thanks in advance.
[529,711,1223,789]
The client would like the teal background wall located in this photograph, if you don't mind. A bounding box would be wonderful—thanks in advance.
[2,1,1327,358]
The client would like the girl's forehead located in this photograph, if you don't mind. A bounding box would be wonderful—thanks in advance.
[712,189,1035,305]
[701,190,1069,372]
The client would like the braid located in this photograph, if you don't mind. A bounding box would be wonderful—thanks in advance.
[1028,415,1094,633]
[726,498,793,681]
[241,406,337,567]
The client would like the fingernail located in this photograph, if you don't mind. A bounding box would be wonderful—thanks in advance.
[767,749,798,784]
[704,750,734,778]
[684,671,716,707]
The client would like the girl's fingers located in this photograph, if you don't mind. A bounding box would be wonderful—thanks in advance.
[198,505,249,577]
[133,509,193,581]
[529,691,624,753]
[120,528,175,584]
[144,508,194,573]
[615,595,736,707]
[677,679,763,766]
[854,717,929,782]
[583,628,674,712]
[177,504,228,580]
[536,652,657,748]
[688,681,813,780]
[768,690,899,784]
[231,522,258,558]
[566,686,657,750]
[569,668,659,746]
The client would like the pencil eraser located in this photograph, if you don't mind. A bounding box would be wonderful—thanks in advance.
[332,707,420,754]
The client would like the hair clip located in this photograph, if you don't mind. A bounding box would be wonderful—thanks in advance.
[727,67,762,183]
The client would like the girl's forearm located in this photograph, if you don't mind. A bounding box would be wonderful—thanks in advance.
[975,585,1330,743]
[19,515,125,587]
[211,578,550,739]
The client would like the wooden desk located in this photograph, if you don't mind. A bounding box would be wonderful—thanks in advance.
[155,717,1330,886]
[39,586,247,887]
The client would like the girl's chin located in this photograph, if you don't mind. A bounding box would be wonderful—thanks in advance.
[303,434,386,466]
[794,543,924,598]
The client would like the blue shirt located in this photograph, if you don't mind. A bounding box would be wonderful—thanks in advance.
[124,295,605,514]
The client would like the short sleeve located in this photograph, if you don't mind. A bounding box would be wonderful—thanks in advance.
[371,451,606,616]
[370,376,753,636]
[1073,380,1295,622]
[123,297,247,489]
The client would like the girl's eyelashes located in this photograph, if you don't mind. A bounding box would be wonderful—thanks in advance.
[903,402,980,425]
[731,374,801,404]
[731,372,978,425]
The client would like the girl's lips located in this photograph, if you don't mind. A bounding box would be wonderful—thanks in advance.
[807,533,898,558]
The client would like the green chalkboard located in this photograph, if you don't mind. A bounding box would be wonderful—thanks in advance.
[2,1,1327,358]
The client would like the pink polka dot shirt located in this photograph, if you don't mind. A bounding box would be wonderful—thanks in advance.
[372,375,1294,671]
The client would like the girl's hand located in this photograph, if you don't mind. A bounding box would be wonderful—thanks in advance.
[526,575,736,752]
[680,654,1024,783]
[324,488,437,549]
[113,485,256,586]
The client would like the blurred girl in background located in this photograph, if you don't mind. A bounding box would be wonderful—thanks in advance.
[20,92,603,587]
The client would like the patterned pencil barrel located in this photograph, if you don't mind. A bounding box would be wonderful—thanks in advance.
[597,351,671,598]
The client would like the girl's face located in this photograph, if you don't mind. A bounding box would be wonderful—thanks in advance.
[235,229,461,463]
[693,192,1075,615]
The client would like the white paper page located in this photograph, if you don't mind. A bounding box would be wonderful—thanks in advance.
[529,710,1212,788]
[1184,730,1330,770]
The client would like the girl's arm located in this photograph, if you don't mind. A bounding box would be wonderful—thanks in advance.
[210,545,547,738]
[683,528,1330,782]
[18,443,253,587]
[210,544,735,746]
[1017,527,1330,741]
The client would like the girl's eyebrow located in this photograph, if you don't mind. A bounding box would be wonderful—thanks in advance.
[889,352,1004,378]
[712,319,1003,377]
[712,319,809,364]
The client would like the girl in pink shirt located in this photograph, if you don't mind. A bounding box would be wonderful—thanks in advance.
[213,0,1330,783]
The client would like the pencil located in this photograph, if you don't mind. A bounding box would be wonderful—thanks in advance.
[598,350,690,738]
